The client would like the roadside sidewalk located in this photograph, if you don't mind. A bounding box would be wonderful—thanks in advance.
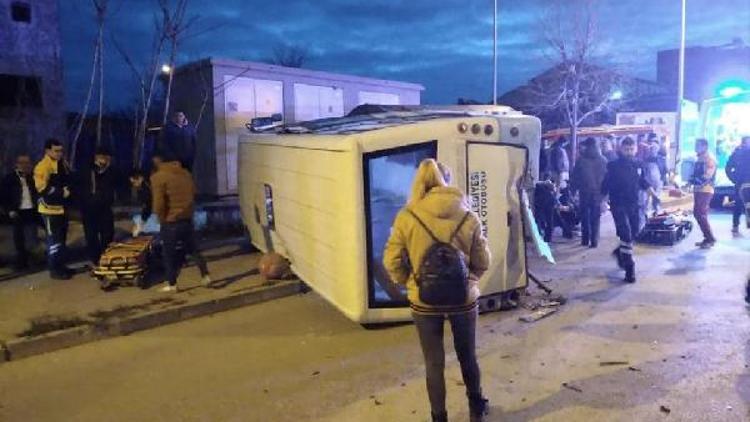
[0,243,300,363]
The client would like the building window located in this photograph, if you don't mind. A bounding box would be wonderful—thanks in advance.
[11,2,32,23]
[0,74,43,108]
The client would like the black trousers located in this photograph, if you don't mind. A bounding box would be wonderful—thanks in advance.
[733,186,747,228]
[12,209,39,267]
[82,207,114,263]
[611,203,640,244]
[580,194,602,246]
[412,309,482,415]
[536,204,555,243]
[161,220,209,286]
[42,214,68,274]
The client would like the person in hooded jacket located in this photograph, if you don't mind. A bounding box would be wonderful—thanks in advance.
[726,136,750,235]
[383,159,491,422]
[548,137,570,188]
[571,137,608,248]
[77,146,124,264]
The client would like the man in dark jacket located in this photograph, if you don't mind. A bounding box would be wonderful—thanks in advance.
[159,111,197,171]
[0,154,40,269]
[726,136,750,235]
[78,146,123,264]
[601,137,657,283]
[571,137,608,248]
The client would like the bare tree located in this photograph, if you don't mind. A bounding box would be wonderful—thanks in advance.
[529,0,624,165]
[270,43,311,68]
[70,0,111,166]
[157,0,202,128]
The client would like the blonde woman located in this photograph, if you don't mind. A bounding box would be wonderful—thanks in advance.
[383,159,491,422]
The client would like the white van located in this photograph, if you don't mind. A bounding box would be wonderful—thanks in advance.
[238,106,542,324]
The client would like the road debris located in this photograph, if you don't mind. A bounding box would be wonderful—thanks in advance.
[520,307,557,323]
[562,382,583,393]
[599,361,630,367]
[628,366,642,372]
[660,405,671,414]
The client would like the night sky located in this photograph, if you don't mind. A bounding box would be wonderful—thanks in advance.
[60,0,750,111]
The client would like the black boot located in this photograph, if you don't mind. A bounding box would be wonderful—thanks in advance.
[611,247,625,269]
[468,395,489,422]
[431,411,448,422]
[624,257,636,283]
[745,279,750,305]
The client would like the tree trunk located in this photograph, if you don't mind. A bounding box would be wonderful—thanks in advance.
[161,39,177,129]
[71,34,100,167]
[96,25,104,148]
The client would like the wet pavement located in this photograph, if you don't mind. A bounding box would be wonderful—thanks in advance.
[0,212,747,421]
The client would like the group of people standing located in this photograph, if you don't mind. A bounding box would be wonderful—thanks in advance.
[0,111,210,292]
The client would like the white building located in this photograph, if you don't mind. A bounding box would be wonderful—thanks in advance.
[171,58,424,196]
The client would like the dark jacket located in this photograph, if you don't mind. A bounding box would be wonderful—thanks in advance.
[571,143,608,199]
[77,164,123,209]
[136,181,153,221]
[0,170,38,212]
[601,156,650,208]
[726,146,750,186]
[160,122,197,169]
[151,162,196,223]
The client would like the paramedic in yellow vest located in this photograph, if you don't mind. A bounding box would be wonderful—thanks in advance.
[34,138,74,280]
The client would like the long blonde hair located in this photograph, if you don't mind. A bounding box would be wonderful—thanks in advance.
[409,159,447,206]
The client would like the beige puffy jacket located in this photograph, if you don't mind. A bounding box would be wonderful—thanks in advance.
[383,186,491,314]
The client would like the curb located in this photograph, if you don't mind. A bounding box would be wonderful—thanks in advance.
[1,280,301,364]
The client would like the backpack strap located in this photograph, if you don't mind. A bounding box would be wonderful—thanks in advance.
[449,212,471,243]
[406,208,440,243]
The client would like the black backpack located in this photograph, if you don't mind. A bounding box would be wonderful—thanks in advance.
[407,209,471,306]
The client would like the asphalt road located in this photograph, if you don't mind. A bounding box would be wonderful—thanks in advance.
[0,214,748,422]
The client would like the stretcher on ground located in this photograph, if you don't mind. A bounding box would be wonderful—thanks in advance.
[91,236,154,288]
[636,212,692,246]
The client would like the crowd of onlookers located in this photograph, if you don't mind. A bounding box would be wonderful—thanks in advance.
[0,111,211,292]
[535,133,750,283]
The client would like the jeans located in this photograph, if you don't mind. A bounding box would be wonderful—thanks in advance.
[412,309,482,415]
[580,194,602,246]
[694,192,715,242]
[12,209,39,267]
[82,207,114,263]
[42,214,68,274]
[161,220,209,286]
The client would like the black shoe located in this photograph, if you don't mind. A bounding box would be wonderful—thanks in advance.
[624,263,636,283]
[589,242,598,249]
[431,411,448,422]
[50,271,72,280]
[469,395,489,422]
[581,240,590,247]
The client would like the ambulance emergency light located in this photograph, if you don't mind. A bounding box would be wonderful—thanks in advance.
[237,108,542,324]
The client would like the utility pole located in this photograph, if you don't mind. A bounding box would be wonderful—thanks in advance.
[674,0,686,178]
[493,0,498,105]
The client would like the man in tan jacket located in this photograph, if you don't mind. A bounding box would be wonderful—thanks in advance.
[151,152,210,292]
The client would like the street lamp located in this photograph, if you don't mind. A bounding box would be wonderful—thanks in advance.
[492,0,498,105]
[161,64,172,74]
[610,90,624,101]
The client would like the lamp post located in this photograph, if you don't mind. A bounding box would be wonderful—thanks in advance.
[493,0,498,105]
[674,0,686,177]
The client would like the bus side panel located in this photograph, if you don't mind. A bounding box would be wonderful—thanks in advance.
[238,142,365,320]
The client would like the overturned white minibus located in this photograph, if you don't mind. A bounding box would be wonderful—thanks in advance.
[238,106,542,324]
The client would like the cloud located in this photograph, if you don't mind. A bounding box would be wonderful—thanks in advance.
[59,0,750,110]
